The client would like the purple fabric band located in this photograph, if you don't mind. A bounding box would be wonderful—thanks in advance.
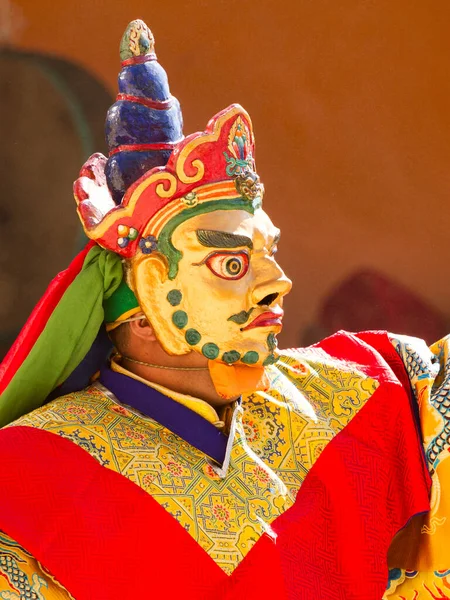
[99,366,228,465]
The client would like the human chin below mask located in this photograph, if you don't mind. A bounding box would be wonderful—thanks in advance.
[131,207,292,396]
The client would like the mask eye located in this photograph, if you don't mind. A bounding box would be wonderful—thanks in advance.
[205,251,249,280]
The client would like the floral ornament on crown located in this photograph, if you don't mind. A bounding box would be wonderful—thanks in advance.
[223,116,264,203]
[139,235,158,254]
[117,224,139,248]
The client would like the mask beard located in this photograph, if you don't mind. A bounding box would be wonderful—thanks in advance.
[132,254,191,356]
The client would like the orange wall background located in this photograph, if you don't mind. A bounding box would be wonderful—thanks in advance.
[6,0,450,347]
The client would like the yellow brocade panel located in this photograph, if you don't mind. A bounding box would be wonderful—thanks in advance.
[0,532,73,599]
[384,335,450,599]
[385,570,450,599]
[9,347,377,575]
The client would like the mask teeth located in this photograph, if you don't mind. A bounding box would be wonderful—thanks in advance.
[105,19,184,205]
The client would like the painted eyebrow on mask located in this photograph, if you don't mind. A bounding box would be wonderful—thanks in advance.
[196,229,253,249]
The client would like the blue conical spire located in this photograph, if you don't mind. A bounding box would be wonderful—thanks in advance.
[105,20,184,204]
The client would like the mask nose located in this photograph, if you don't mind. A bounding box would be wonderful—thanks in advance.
[257,292,279,307]
[252,264,292,307]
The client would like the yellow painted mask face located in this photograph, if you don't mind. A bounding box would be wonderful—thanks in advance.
[132,207,292,367]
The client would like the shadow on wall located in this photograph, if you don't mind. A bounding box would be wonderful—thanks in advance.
[301,269,449,347]
[0,49,113,360]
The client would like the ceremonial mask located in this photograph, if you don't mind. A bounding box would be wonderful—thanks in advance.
[74,21,292,391]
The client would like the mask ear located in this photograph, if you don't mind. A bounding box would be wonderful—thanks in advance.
[131,253,190,355]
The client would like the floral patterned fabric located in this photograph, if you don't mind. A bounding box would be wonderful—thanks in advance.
[0,532,73,599]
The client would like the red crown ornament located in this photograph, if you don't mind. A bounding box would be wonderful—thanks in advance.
[74,104,264,259]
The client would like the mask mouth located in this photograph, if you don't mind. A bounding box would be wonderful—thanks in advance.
[257,292,279,307]
[241,309,284,332]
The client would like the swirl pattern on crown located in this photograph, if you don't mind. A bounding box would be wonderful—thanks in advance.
[74,100,260,258]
